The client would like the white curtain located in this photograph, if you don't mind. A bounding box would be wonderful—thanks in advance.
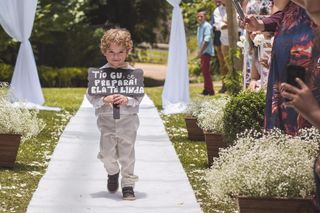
[0,0,44,105]
[162,0,189,114]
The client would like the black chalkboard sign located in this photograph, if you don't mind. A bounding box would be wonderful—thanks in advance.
[88,67,144,119]
[88,67,144,97]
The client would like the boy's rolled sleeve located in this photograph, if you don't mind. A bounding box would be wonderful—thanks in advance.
[127,96,143,107]
[203,26,212,42]
[86,92,105,109]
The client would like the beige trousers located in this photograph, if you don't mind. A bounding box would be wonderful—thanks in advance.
[97,114,139,188]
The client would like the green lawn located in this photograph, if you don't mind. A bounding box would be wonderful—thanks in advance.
[0,85,231,213]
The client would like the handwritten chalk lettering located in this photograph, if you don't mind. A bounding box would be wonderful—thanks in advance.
[110,72,123,79]
[88,67,144,96]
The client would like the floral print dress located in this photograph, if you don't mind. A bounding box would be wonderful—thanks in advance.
[264,3,316,135]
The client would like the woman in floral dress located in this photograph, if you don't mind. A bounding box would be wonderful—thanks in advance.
[263,2,316,134]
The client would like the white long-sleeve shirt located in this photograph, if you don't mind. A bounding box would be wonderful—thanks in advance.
[213,5,229,46]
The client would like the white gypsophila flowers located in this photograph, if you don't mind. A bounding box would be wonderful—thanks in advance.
[197,98,229,134]
[253,34,265,47]
[237,35,246,49]
[185,98,208,118]
[0,96,45,141]
[205,128,320,208]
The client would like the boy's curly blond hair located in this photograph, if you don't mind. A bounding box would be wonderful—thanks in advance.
[100,28,133,55]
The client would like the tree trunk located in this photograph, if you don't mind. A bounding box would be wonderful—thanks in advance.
[225,0,238,49]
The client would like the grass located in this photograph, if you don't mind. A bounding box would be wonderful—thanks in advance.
[0,85,230,213]
[132,48,168,64]
[0,88,86,213]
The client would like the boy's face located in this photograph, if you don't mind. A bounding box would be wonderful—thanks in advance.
[196,12,206,24]
[104,43,128,68]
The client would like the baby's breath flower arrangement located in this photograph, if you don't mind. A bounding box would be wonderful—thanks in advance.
[0,83,45,141]
[197,98,229,134]
[205,128,320,210]
[185,98,206,118]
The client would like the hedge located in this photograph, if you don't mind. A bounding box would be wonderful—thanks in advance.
[0,63,161,87]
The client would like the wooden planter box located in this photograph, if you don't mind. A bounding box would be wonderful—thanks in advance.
[204,132,226,167]
[184,116,204,141]
[237,197,315,213]
[0,134,21,168]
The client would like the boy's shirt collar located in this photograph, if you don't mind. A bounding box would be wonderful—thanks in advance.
[101,62,134,69]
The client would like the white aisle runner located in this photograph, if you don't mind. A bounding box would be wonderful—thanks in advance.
[27,95,203,213]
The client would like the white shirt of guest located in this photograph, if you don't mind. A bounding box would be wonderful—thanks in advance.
[213,4,229,46]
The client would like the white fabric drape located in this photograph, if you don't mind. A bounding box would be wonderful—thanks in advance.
[0,0,44,104]
[162,0,189,114]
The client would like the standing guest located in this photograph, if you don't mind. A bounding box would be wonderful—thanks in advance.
[280,0,320,209]
[213,0,229,93]
[245,1,316,135]
[197,9,215,96]
[211,0,228,93]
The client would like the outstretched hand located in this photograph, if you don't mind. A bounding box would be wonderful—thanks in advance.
[244,15,264,32]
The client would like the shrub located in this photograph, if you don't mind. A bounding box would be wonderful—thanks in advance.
[0,63,13,82]
[38,65,59,87]
[188,59,201,76]
[223,90,265,144]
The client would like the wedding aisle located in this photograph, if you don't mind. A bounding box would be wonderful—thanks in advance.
[26,95,202,213]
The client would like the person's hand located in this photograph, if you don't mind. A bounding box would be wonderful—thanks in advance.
[281,78,318,114]
[221,24,228,30]
[113,94,128,105]
[244,15,264,32]
[103,95,114,107]
[259,55,270,69]
[197,50,202,58]
[247,80,258,91]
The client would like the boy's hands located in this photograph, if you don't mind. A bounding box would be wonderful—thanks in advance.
[103,94,128,106]
[103,95,114,107]
[113,94,128,105]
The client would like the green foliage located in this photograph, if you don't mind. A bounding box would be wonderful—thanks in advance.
[223,90,266,145]
[0,0,170,67]
[129,48,168,64]
[38,66,87,87]
[224,48,242,95]
[188,59,201,76]
[86,0,170,44]
[181,0,216,36]
[0,63,13,82]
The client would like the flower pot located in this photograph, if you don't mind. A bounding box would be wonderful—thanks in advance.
[204,132,226,167]
[0,134,21,168]
[185,116,204,141]
[237,197,315,213]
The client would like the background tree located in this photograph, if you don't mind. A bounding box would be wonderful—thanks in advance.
[0,0,170,67]
[85,0,169,45]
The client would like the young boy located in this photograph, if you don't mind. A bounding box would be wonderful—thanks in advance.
[86,28,143,200]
